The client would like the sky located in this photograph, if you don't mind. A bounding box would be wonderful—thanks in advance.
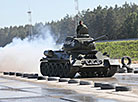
[0,0,138,28]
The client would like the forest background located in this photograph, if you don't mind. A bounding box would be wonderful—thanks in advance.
[0,3,138,59]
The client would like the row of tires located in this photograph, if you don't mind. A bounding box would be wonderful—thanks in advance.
[3,72,131,92]
[94,82,131,91]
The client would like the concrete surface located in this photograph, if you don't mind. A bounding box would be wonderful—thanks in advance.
[1,72,138,102]
[0,75,118,102]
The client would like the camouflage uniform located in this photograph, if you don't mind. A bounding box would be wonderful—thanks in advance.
[76,21,88,34]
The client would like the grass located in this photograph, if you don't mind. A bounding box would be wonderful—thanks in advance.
[96,40,138,60]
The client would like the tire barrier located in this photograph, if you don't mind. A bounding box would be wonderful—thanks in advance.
[100,83,116,90]
[37,76,46,80]
[47,77,60,81]
[121,56,133,73]
[31,73,38,76]
[3,72,9,75]
[27,73,38,79]
[68,79,80,84]
[79,81,92,85]
[116,86,131,91]
[134,70,138,73]
[22,73,29,78]
[27,75,38,79]
[16,73,22,77]
[94,82,102,87]
[9,72,15,76]
[1,72,132,92]
[121,56,131,66]
[134,68,138,74]
[59,78,70,82]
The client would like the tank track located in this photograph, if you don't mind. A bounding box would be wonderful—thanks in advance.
[40,62,73,78]
[40,61,117,78]
[79,66,118,78]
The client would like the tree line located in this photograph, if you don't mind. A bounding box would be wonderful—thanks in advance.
[1,2,138,47]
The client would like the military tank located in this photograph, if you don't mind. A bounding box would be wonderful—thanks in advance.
[40,33,120,78]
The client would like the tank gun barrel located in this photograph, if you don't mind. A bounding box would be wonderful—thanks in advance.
[87,35,107,44]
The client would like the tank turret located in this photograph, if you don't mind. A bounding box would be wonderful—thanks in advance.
[62,34,107,51]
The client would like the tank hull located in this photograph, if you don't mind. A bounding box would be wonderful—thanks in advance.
[40,50,120,78]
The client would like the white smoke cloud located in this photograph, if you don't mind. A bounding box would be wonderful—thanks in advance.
[0,26,61,74]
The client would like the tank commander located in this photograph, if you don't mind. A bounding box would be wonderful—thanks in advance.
[76,21,88,35]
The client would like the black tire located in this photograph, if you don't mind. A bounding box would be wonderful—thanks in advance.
[134,70,138,74]
[79,81,92,85]
[27,75,38,79]
[94,82,102,87]
[121,56,131,66]
[47,77,60,81]
[101,83,116,90]
[68,79,79,84]
[22,73,29,78]
[16,73,22,76]
[9,72,15,76]
[59,78,70,82]
[37,76,46,80]
[3,72,9,75]
[34,74,38,76]
[116,86,131,91]
[27,74,38,79]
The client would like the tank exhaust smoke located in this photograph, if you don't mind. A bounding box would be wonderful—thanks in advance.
[0,26,61,74]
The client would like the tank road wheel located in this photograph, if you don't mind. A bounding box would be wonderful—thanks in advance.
[52,63,56,76]
[57,62,72,78]
[56,64,60,77]
[88,72,93,78]
[106,66,118,77]
[64,63,70,78]
[61,63,68,78]
[97,71,104,77]
[46,63,51,76]
[40,62,47,76]
[91,72,96,77]
[50,63,54,76]
[62,63,66,78]
[80,72,87,78]
[44,63,49,76]
[51,63,56,77]
[58,64,63,77]
[80,72,93,78]
[53,63,58,77]
[48,63,53,77]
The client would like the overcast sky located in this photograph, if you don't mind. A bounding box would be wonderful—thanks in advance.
[0,0,138,27]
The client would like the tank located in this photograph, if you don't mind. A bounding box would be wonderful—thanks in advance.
[40,33,120,78]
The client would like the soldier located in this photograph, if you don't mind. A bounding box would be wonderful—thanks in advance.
[76,21,88,35]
